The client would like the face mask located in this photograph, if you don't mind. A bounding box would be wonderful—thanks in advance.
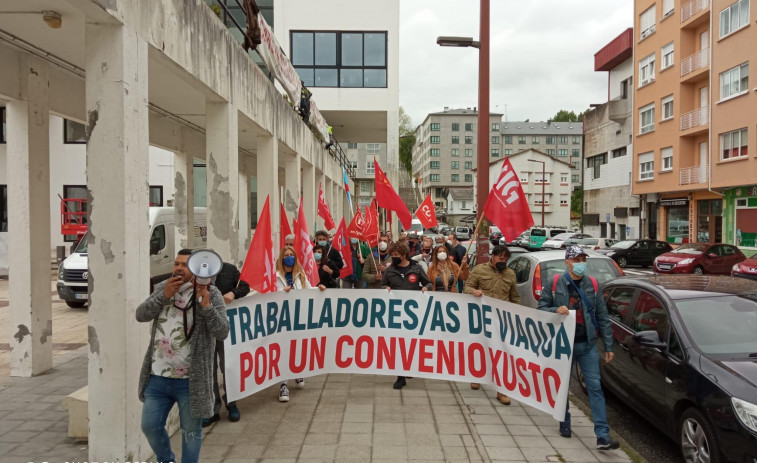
[447,240,453,245]
[391,256,402,266]
[571,262,588,277]
[437,252,448,261]
[350,238,358,244]
[378,242,388,251]
[495,262,507,272]
[283,256,296,267]
[317,240,328,247]
[314,253,322,261]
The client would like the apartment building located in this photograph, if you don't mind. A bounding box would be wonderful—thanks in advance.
[501,121,584,190]
[632,0,757,245]
[583,29,640,240]
[346,142,388,209]
[412,108,503,211]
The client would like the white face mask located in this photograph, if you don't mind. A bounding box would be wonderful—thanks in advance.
[437,252,448,261]
[378,242,388,251]
[447,240,453,245]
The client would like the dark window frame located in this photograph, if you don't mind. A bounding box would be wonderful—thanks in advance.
[0,184,7,232]
[149,185,164,207]
[64,119,87,144]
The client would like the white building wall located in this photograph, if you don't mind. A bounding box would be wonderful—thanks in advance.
[609,59,633,101]
[584,150,633,190]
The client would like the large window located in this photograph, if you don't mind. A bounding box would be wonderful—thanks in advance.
[572,149,580,157]
[430,174,440,182]
[430,148,440,157]
[639,53,656,86]
[491,135,500,144]
[0,185,6,232]
[430,123,440,131]
[451,174,459,182]
[465,174,473,182]
[63,185,88,242]
[661,42,674,70]
[532,136,540,144]
[640,6,656,39]
[639,152,654,180]
[491,123,500,131]
[451,149,459,157]
[640,103,655,134]
[558,136,568,144]
[546,136,555,144]
[518,136,526,144]
[64,119,87,144]
[720,0,749,38]
[662,95,674,120]
[504,135,512,144]
[572,136,581,145]
[465,136,473,144]
[464,161,473,169]
[465,149,472,157]
[366,162,375,175]
[291,31,387,88]
[587,153,607,179]
[720,63,749,100]
[430,136,440,144]
[451,136,459,144]
[149,186,163,207]
[465,123,473,131]
[452,123,460,131]
[430,161,440,169]
[720,128,748,160]
[546,149,555,156]
[662,147,673,171]
[367,143,381,155]
[558,149,568,157]
[451,161,459,169]
[491,148,499,158]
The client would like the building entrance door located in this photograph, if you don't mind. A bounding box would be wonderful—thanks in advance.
[697,199,722,243]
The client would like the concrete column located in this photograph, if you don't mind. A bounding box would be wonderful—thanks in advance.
[206,102,239,263]
[237,155,251,269]
[6,56,52,376]
[257,134,280,247]
[283,153,301,213]
[85,23,150,460]
[173,146,194,249]
[302,162,315,232]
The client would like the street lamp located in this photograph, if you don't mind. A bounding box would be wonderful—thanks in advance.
[528,159,546,227]
[437,0,489,263]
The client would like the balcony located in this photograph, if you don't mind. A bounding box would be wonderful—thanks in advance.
[680,165,709,185]
[681,0,710,25]
[681,48,709,81]
[609,98,631,122]
[681,106,709,135]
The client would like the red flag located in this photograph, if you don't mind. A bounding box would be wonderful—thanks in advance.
[240,195,277,293]
[362,200,379,247]
[483,157,535,241]
[333,218,354,279]
[374,159,412,230]
[415,194,438,229]
[280,203,292,250]
[345,208,366,241]
[294,197,319,286]
[317,183,336,230]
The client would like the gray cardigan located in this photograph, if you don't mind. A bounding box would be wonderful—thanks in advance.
[136,281,230,418]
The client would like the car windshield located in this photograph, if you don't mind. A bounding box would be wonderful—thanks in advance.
[409,223,423,232]
[540,258,622,287]
[531,229,546,237]
[676,295,757,355]
[672,243,709,254]
[579,238,599,246]
[74,233,88,253]
[550,233,572,241]
[611,240,636,249]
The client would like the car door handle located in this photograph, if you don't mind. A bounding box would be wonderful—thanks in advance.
[619,343,630,351]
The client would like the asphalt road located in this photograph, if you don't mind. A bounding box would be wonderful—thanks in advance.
[569,377,682,463]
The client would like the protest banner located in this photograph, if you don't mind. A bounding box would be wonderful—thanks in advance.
[224,289,575,419]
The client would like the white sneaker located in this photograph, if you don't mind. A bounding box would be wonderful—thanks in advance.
[279,384,289,402]
[295,378,305,389]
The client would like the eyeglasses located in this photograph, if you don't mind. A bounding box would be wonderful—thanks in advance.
[422,248,431,253]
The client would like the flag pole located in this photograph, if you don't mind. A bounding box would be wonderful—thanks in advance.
[453,212,486,286]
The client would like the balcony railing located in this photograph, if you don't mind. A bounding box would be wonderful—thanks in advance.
[680,165,709,185]
[681,106,709,131]
[681,0,710,23]
[681,48,710,78]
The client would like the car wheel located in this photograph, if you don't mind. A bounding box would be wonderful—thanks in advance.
[680,408,721,463]
[66,301,87,309]
[693,266,704,275]
[574,363,588,395]
[617,256,628,268]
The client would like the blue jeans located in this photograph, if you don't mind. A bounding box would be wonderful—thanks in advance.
[562,341,610,439]
[141,375,203,463]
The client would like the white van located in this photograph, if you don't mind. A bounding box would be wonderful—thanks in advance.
[56,207,207,308]
[407,218,424,238]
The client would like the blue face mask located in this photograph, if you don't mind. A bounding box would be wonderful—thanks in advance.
[314,253,322,261]
[317,240,328,247]
[571,262,588,277]
[350,238,358,244]
[283,256,296,267]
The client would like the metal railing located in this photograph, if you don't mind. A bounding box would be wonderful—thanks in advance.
[681,106,709,131]
[681,48,709,78]
[680,164,709,185]
[681,0,710,23]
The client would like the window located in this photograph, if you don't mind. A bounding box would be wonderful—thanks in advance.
[461,201,467,209]
[465,123,473,131]
[149,186,163,206]
[640,103,655,134]
[491,149,500,157]
[534,172,551,183]
[661,42,674,70]
[720,63,749,100]
[558,136,568,144]
[639,53,656,86]
[360,181,370,194]
[0,185,6,232]
[451,136,459,144]
[64,120,87,144]
[610,147,626,158]
[366,162,375,175]
[508,257,532,284]
[558,149,568,157]
[546,136,555,145]
[662,147,673,171]
[464,174,472,182]
[451,161,459,169]
[150,225,167,256]
[465,136,473,144]
[640,6,656,39]
[572,174,579,183]
[587,153,607,179]
[534,194,550,204]
[430,174,440,182]
[430,123,440,131]
[518,136,526,144]
[520,173,529,183]
[572,136,581,144]
[347,142,358,149]
[491,135,500,144]
[0,107,6,143]
[430,161,440,169]
[560,195,569,205]
[62,185,88,242]
[430,136,440,144]
[465,149,473,157]
[451,149,459,157]
[464,161,473,169]
[532,136,540,144]
[430,148,440,157]
[560,173,569,184]
[606,288,636,323]
[504,135,512,144]
[663,0,674,16]
[451,174,459,182]
[661,95,674,121]
[546,149,555,156]
[452,123,460,131]
[720,128,749,160]
[504,149,513,155]
[367,143,381,154]
[572,149,580,157]
[632,291,668,340]
[639,151,654,180]
[291,31,387,88]
[492,122,500,131]
[720,0,749,38]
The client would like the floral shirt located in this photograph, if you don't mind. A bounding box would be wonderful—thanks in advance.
[151,298,194,378]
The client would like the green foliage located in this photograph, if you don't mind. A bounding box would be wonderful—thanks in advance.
[571,186,583,218]
[399,107,414,175]
[551,109,587,123]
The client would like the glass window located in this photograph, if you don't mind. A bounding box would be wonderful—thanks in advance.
[451,149,459,157]
[547,149,555,156]
[667,206,688,241]
[720,128,749,160]
[364,69,386,88]
[639,53,656,86]
[662,95,674,120]
[504,135,512,144]
[451,136,459,144]
[149,186,163,206]
[572,136,581,144]
[720,63,749,100]
[465,136,473,144]
[464,161,473,169]
[720,0,750,37]
[492,122,500,131]
[640,103,655,134]
[639,151,654,180]
[64,120,87,144]
[492,136,500,144]
[465,149,472,157]
[465,123,473,131]
[315,33,336,65]
[430,148,440,157]
[430,123,440,131]
[430,136,440,144]
[662,147,673,171]
[451,161,459,169]
[0,107,6,143]
[364,33,386,66]
[640,6,656,39]
[315,68,337,87]
[292,32,314,65]
[558,149,568,157]
[465,174,472,182]
[340,69,362,87]
[451,174,459,182]
[505,149,512,155]
[518,136,526,144]
[295,67,315,87]
[606,287,636,323]
[150,225,167,255]
[430,161,440,169]
[430,174,440,182]
[341,33,363,66]
[572,149,580,157]
[546,136,555,145]
[452,123,460,131]
[508,257,532,284]
[558,136,568,144]
[572,174,579,183]
[661,42,674,70]
[367,143,381,154]
[62,185,88,242]
[663,0,674,16]
[491,149,500,157]
[0,184,6,232]
[631,291,668,341]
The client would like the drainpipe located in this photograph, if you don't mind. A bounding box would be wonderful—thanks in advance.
[706,9,722,199]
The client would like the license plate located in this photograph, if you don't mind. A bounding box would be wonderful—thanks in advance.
[658,264,673,270]
[74,293,89,300]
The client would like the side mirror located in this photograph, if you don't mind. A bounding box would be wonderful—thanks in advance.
[633,330,666,350]
[150,241,160,256]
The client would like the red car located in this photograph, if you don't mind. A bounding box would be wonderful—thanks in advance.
[653,243,746,275]
[732,252,757,279]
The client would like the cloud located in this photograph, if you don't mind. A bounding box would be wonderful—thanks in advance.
[399,0,633,126]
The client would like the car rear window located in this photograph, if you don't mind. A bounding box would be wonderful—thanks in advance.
[676,295,757,355]
[540,258,622,287]
[550,229,568,237]
[531,229,546,237]
[580,239,599,246]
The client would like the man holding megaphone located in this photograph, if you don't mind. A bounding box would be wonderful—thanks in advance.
[136,249,230,463]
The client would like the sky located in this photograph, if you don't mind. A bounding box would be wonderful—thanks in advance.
[399,0,634,127]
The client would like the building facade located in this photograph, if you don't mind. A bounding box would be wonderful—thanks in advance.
[445,188,475,226]
[632,0,756,245]
[583,28,640,240]
[346,142,388,209]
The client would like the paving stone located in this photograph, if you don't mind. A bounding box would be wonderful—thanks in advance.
[263,445,301,458]
[335,444,371,460]
[303,432,339,445]
[591,449,632,462]
[338,432,372,445]
[299,444,337,459]
[506,424,543,436]
[406,444,444,460]
[372,444,408,459]
[226,444,267,458]
[486,446,526,461]
[474,423,508,435]
[0,431,39,443]
[557,447,601,462]
[373,431,407,446]
[520,446,563,461]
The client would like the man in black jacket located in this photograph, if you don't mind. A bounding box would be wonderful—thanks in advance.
[315,230,344,271]
[203,261,250,427]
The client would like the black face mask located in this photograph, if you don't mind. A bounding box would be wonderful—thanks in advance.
[391,257,403,266]
[495,262,507,272]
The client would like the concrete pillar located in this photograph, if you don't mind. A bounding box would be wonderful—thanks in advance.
[6,56,52,376]
[173,146,194,249]
[237,155,251,269]
[302,162,315,232]
[283,153,301,213]
[257,134,280,247]
[206,101,239,263]
[85,23,150,460]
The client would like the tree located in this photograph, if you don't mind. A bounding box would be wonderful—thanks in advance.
[398,107,415,176]
[550,109,587,123]
[571,185,583,218]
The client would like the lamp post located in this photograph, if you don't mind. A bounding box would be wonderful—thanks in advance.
[437,0,489,263]
[528,159,546,227]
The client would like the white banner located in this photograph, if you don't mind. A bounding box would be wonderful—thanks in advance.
[256,14,302,105]
[308,99,330,143]
[224,289,576,419]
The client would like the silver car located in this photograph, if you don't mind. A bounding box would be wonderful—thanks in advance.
[506,250,624,308]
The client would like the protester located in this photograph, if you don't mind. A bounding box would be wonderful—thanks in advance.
[203,260,250,427]
[362,233,392,289]
[136,249,230,463]
[463,245,518,405]
[315,229,344,271]
[381,241,432,390]
[412,237,434,272]
[434,234,454,255]
[342,238,371,288]
[313,244,340,288]
[284,234,295,248]
[427,245,469,292]
[406,234,421,256]
[274,246,326,402]
[447,233,467,266]
[537,245,620,450]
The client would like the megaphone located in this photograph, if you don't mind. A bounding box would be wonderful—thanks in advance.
[187,249,223,286]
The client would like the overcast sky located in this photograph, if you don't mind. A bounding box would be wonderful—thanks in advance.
[399,0,634,127]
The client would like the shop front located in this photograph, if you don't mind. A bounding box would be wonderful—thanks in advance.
[724,185,757,247]
[659,197,689,244]
[659,192,723,244]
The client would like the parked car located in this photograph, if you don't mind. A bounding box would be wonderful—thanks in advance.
[489,228,503,246]
[654,243,746,275]
[455,226,472,241]
[578,237,617,251]
[528,227,568,250]
[595,239,673,268]
[732,253,757,279]
[510,232,530,248]
[542,232,592,250]
[594,275,757,463]
[505,250,624,308]
[439,226,452,236]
